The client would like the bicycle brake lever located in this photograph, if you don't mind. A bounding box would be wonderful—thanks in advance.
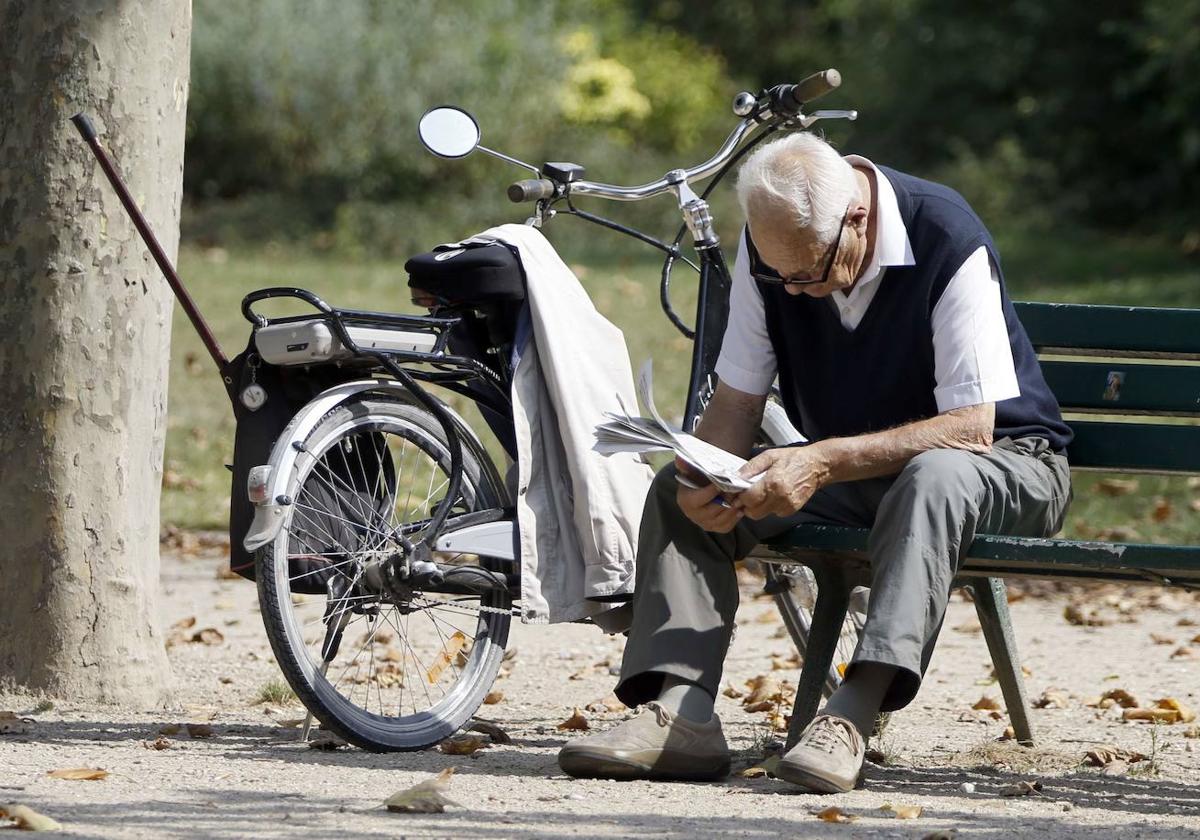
[798,109,858,128]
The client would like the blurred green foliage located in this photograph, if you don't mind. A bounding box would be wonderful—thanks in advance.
[185,0,1200,258]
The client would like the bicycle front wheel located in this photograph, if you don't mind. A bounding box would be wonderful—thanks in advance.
[256,396,511,752]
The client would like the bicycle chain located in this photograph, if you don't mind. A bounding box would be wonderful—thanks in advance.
[408,595,518,618]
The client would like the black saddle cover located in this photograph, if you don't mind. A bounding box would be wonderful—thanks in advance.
[405,238,525,304]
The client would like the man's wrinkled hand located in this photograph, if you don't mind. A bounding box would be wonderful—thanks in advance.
[732,446,830,520]
[674,457,743,534]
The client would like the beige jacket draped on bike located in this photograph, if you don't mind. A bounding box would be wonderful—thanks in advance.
[481,223,653,626]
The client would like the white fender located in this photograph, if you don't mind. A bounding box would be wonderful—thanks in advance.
[242,379,479,553]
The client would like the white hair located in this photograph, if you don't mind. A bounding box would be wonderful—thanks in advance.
[735,133,857,246]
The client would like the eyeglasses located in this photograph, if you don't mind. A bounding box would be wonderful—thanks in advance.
[751,205,851,286]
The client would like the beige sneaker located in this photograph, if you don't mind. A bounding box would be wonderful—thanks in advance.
[557,701,730,781]
[775,713,865,793]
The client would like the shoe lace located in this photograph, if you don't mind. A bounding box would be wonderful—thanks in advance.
[805,715,857,755]
[645,701,672,728]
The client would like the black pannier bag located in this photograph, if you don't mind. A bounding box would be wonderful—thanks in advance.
[224,336,395,594]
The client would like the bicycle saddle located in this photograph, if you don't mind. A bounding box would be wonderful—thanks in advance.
[405,238,526,305]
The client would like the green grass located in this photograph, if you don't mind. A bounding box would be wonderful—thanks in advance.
[164,230,1200,545]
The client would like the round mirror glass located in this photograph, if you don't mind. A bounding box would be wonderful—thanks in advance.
[418,107,481,159]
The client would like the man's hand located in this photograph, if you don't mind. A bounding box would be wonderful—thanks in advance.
[675,458,744,533]
[731,446,831,519]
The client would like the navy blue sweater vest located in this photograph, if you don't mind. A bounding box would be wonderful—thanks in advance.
[749,166,1073,452]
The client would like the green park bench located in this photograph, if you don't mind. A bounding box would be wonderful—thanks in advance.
[771,301,1200,748]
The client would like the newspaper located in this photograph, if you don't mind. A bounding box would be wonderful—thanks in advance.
[594,361,763,495]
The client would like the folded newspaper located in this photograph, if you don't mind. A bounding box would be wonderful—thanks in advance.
[594,361,763,495]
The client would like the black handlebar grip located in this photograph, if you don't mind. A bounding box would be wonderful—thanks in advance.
[507,179,556,203]
[71,112,98,142]
[790,69,842,106]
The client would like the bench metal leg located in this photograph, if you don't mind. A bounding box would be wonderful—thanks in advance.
[972,577,1035,746]
[785,566,851,751]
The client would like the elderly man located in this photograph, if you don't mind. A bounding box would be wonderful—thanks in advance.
[557,132,1074,793]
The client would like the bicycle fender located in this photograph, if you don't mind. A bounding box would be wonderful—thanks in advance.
[242,378,477,553]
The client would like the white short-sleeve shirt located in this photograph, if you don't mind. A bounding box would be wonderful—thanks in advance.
[714,154,1020,414]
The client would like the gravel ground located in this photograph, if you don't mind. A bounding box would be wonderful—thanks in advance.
[3,545,1199,838]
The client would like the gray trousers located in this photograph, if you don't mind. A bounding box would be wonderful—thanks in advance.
[615,437,1072,713]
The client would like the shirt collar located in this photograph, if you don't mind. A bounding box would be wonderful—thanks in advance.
[843,154,915,269]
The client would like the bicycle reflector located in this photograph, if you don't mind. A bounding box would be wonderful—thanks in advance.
[247,465,273,504]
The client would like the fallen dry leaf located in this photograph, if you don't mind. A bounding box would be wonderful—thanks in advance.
[1096,477,1139,496]
[770,654,799,671]
[426,631,468,684]
[743,674,785,706]
[557,708,590,731]
[385,768,458,813]
[1155,697,1197,723]
[0,804,63,831]
[1122,708,1177,723]
[812,805,856,823]
[47,768,107,781]
[143,737,172,751]
[192,628,225,645]
[585,695,626,714]
[998,725,1017,741]
[999,780,1044,797]
[1064,604,1109,627]
[880,803,924,819]
[0,710,33,735]
[1150,633,1176,645]
[972,696,1002,711]
[1121,698,1196,725]
[308,733,348,750]
[1171,646,1195,659]
[741,755,780,779]
[466,720,512,744]
[483,690,504,705]
[1151,499,1174,522]
[1084,745,1147,768]
[722,683,745,700]
[1100,689,1139,709]
[1033,689,1069,709]
[438,733,488,756]
[185,723,215,738]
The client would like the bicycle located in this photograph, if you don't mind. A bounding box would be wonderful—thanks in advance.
[74,69,866,753]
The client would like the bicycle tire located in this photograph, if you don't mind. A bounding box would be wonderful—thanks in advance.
[256,395,511,752]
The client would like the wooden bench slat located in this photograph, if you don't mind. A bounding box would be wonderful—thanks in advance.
[767,524,1200,583]
[1067,421,1200,472]
[1041,361,1200,416]
[1015,302,1200,357]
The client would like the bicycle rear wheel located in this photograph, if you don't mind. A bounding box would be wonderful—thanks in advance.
[256,396,511,751]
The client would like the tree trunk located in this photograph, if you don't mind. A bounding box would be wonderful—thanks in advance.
[0,0,191,704]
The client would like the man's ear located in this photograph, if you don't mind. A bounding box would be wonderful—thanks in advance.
[849,205,870,233]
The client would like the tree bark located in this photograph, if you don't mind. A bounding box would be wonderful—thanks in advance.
[0,0,191,704]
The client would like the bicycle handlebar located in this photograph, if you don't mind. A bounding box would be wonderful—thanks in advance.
[781,68,842,108]
[554,69,842,203]
[507,179,556,203]
[567,118,759,202]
